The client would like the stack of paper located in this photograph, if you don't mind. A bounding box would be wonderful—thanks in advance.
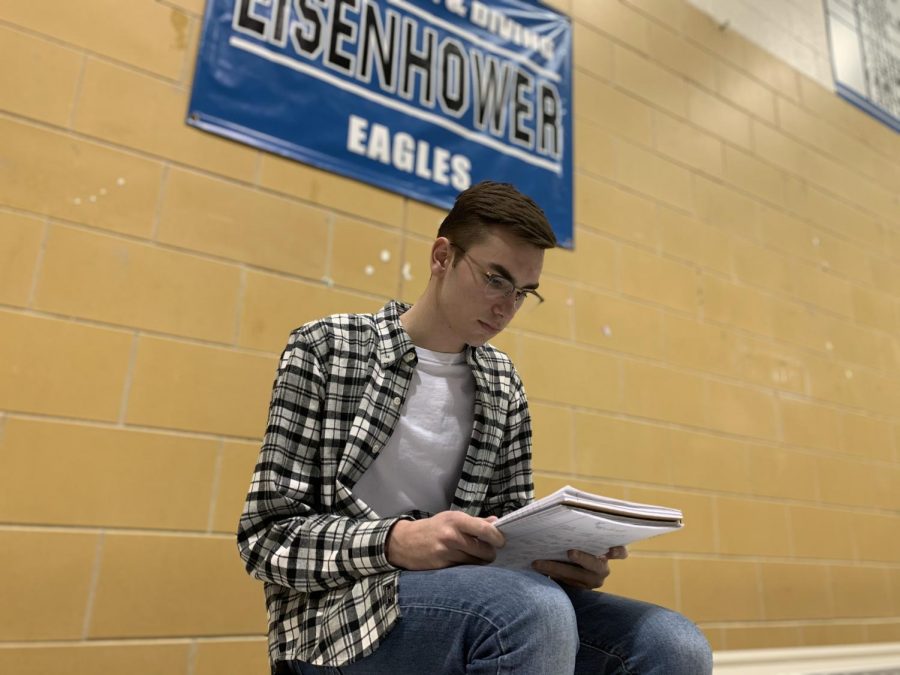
[490,485,684,570]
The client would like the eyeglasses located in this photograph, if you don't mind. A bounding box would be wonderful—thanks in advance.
[450,243,544,310]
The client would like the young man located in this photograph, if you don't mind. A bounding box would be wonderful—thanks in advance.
[238,181,712,674]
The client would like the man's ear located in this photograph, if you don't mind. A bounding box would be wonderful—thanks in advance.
[431,237,453,274]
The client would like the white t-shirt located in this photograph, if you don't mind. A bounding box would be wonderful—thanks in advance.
[352,346,475,517]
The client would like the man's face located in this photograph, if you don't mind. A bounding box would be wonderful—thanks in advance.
[438,228,545,348]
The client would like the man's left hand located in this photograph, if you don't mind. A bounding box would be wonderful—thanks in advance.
[531,546,628,590]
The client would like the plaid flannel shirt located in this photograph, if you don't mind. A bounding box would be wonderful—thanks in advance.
[237,300,534,667]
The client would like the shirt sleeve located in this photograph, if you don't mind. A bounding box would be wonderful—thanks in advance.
[236,331,404,593]
[479,368,535,518]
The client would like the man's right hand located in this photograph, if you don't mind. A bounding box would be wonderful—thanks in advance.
[386,511,506,570]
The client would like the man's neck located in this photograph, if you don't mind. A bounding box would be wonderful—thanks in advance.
[400,298,465,353]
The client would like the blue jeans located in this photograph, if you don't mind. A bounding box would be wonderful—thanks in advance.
[282,565,712,674]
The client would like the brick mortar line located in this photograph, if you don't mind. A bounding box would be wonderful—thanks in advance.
[0,19,188,87]
[671,556,684,613]
[573,141,896,238]
[2,520,896,568]
[753,554,767,621]
[150,163,171,242]
[708,491,722,565]
[322,211,336,290]
[823,564,838,624]
[116,331,140,426]
[5,39,887,235]
[572,25,900,199]
[0,524,234,539]
[640,552,900,568]
[1,300,897,428]
[506,324,900,395]
[519,297,900,383]
[186,640,198,675]
[536,387,900,437]
[0,110,412,235]
[701,617,900,629]
[8,210,398,309]
[784,503,796,558]
[575,66,770,168]
[0,636,266,648]
[747,109,900,206]
[0,22,190,88]
[0,411,262,445]
[67,52,88,130]
[8,211,892,367]
[0,303,281,358]
[7,399,892,487]
[533,456,899,502]
[2,103,893,270]
[396,208,412,302]
[16,215,892,358]
[205,441,226,534]
[609,239,891,321]
[232,265,248,348]
[25,215,51,309]
[80,532,105,640]
[177,14,198,88]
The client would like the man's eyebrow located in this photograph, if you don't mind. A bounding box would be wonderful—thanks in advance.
[488,262,540,290]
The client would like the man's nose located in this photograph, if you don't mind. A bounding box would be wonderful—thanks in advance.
[493,294,517,317]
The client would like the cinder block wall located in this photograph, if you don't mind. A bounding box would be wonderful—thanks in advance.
[1,0,898,670]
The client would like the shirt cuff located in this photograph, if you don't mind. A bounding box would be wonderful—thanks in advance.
[349,515,414,575]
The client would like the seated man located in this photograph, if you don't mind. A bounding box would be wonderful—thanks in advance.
[238,181,713,674]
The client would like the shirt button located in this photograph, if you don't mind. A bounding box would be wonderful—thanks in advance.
[404,352,415,362]
[392,396,402,407]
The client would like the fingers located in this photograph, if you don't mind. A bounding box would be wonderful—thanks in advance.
[454,513,505,549]
[567,550,611,585]
[607,545,629,560]
[454,532,498,563]
[566,549,606,569]
[532,559,607,589]
[450,548,495,566]
[439,512,504,564]
[387,511,507,570]
[532,548,622,589]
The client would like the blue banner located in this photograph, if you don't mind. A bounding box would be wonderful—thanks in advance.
[188,0,573,247]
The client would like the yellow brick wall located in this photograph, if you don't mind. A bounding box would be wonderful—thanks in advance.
[0,0,898,668]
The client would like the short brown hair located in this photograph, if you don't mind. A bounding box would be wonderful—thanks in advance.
[437,181,557,252]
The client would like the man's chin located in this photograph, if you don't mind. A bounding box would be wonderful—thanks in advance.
[472,331,503,347]
[467,333,492,347]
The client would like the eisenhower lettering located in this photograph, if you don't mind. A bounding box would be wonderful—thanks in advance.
[234,0,564,160]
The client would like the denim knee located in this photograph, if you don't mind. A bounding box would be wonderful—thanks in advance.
[640,608,712,674]
[393,567,582,674]
[511,573,579,657]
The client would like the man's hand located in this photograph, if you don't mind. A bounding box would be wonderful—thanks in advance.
[386,512,506,570]
[531,546,629,590]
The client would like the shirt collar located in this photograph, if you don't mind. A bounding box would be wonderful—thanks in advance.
[374,300,415,367]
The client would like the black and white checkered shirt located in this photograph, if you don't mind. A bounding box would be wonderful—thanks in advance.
[237,300,534,667]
